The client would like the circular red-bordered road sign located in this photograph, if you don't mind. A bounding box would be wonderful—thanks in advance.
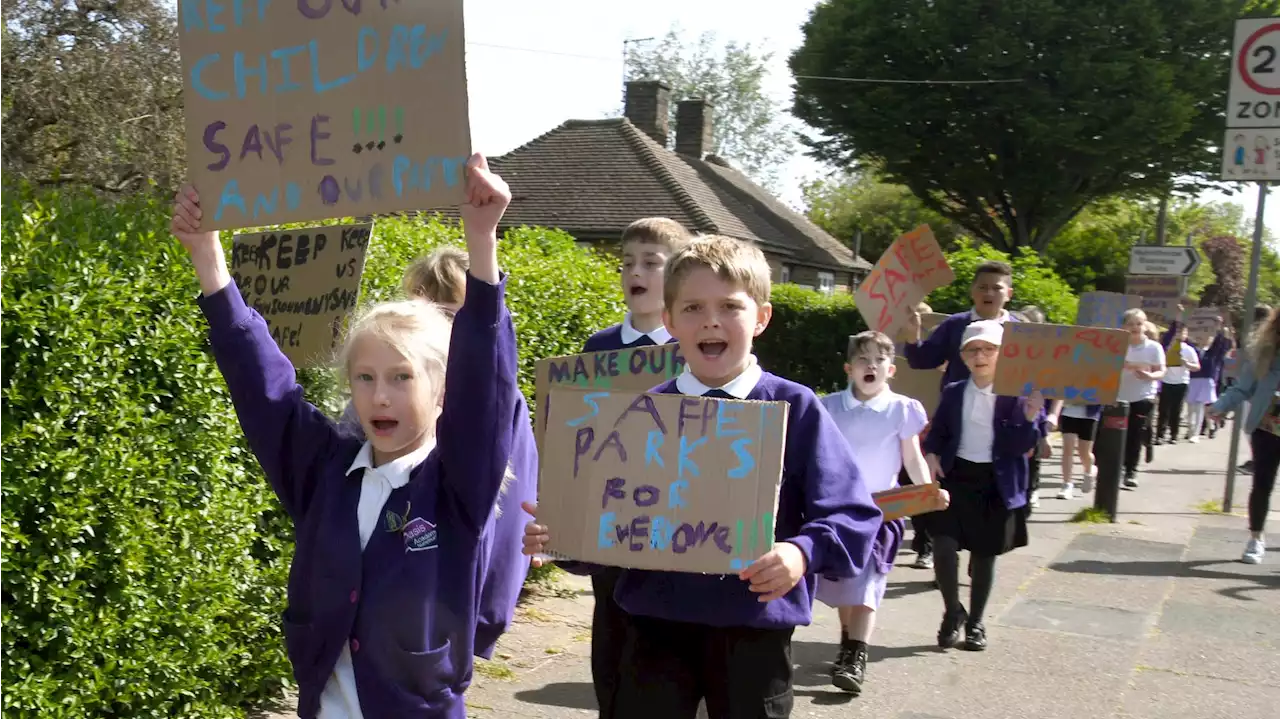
[1239,22,1280,96]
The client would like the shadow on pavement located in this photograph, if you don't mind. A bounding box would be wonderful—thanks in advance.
[513,681,596,710]
[1050,557,1280,601]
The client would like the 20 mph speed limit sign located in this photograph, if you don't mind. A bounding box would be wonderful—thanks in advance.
[1228,18,1280,128]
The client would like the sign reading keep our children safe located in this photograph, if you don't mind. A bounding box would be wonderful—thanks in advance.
[538,388,788,575]
[177,0,470,230]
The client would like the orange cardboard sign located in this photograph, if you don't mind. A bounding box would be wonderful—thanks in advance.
[873,483,948,521]
[855,226,954,338]
[993,323,1129,404]
[538,388,788,574]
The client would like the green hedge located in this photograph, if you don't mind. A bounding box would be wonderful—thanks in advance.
[2,188,292,718]
[0,190,624,717]
[756,283,865,394]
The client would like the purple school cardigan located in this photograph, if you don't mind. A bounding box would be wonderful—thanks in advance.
[200,273,517,719]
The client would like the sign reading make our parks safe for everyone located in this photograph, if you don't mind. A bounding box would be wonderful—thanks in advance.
[993,323,1129,405]
[231,222,371,367]
[178,0,470,231]
[533,344,686,450]
[538,387,789,574]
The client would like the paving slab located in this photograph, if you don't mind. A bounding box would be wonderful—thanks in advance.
[1154,599,1280,648]
[1135,633,1280,688]
[999,598,1152,642]
[1118,669,1280,719]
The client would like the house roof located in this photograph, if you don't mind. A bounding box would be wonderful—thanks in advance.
[480,117,871,273]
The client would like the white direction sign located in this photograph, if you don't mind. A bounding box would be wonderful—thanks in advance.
[1228,18,1280,128]
[1129,246,1201,277]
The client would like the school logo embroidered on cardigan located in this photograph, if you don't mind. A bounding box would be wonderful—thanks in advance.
[402,517,439,552]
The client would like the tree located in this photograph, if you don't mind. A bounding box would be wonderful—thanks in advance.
[2,0,184,194]
[802,170,963,262]
[789,0,1277,253]
[626,28,797,190]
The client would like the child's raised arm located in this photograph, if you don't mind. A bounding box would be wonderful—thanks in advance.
[437,154,520,533]
[173,187,340,522]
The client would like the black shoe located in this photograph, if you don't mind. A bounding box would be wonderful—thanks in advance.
[831,642,867,695]
[913,551,934,570]
[1145,444,1154,464]
[1123,474,1139,490]
[964,621,988,651]
[1241,460,1255,474]
[938,606,967,649]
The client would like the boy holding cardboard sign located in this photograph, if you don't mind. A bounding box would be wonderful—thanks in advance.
[524,235,882,719]
[815,330,943,696]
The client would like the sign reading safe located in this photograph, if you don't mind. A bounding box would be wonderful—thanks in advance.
[538,387,788,575]
[178,0,470,230]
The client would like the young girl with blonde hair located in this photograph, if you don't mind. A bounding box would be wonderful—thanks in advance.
[170,154,520,717]
[1211,307,1280,564]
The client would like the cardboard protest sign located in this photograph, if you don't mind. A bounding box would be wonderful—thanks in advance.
[178,0,470,230]
[1076,292,1142,329]
[538,387,789,574]
[231,223,371,366]
[1188,307,1223,334]
[873,483,948,521]
[855,226,954,338]
[1140,297,1181,328]
[1126,275,1184,327]
[886,313,948,416]
[993,323,1129,404]
[533,344,686,449]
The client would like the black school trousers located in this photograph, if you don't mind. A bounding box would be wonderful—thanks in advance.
[613,615,795,719]
[1124,399,1155,476]
[591,567,628,719]
[1156,383,1189,441]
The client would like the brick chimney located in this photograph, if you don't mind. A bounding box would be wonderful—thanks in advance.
[675,99,714,158]
[624,80,671,145]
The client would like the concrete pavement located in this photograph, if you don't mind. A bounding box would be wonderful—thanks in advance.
[464,430,1279,719]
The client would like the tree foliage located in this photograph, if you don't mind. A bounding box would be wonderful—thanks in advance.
[924,239,1079,324]
[789,0,1274,253]
[626,28,797,190]
[1,0,185,194]
[802,170,963,262]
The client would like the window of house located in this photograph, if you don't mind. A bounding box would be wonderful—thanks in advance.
[817,271,835,295]
[780,265,792,284]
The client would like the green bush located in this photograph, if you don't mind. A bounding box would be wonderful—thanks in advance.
[924,239,1079,323]
[756,283,866,394]
[1,187,292,718]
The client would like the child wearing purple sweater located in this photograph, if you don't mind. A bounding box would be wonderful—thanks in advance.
[171,154,518,718]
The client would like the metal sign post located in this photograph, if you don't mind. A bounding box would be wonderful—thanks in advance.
[1223,182,1269,513]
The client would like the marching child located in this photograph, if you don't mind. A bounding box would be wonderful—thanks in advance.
[1118,310,1166,487]
[524,235,882,718]
[1187,316,1232,442]
[817,331,939,695]
[170,153,519,717]
[919,320,1045,652]
[340,245,538,660]
[557,216,690,718]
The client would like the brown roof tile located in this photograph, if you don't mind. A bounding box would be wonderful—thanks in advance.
[481,117,868,271]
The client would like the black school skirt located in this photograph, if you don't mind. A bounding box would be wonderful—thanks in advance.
[916,457,1028,557]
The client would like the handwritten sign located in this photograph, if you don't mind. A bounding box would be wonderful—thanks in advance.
[538,388,788,574]
[993,323,1129,404]
[855,226,954,338]
[1076,292,1142,329]
[1126,275,1183,327]
[873,483,948,521]
[886,313,948,416]
[1188,307,1223,334]
[231,222,371,366]
[178,0,470,230]
[533,344,685,449]
[1140,297,1181,328]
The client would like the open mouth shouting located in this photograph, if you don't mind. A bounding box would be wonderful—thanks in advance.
[862,372,877,385]
[628,283,648,297]
[697,339,729,360]
[370,416,400,437]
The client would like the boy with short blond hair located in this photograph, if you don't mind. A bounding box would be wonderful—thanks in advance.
[402,246,469,313]
[582,217,692,352]
[526,235,882,718]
